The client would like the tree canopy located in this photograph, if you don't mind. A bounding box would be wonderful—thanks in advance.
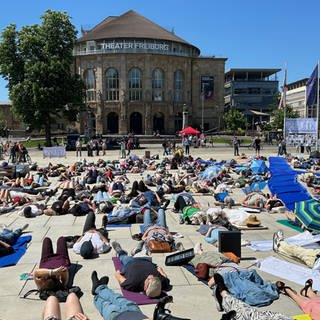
[271,105,299,130]
[223,108,246,133]
[0,10,85,145]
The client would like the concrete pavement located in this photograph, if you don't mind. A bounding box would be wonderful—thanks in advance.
[0,144,306,319]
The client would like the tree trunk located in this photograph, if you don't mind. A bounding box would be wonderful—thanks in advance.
[45,116,52,147]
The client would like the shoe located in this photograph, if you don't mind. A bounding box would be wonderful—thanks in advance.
[272,230,284,253]
[313,257,320,271]
[194,242,203,255]
[111,241,127,256]
[275,280,296,296]
[178,214,184,224]
[161,199,170,210]
[21,224,29,232]
[130,240,144,256]
[101,215,108,228]
[300,279,313,297]
[91,271,109,295]
[174,242,185,252]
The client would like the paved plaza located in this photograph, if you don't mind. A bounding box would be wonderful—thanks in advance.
[0,143,307,319]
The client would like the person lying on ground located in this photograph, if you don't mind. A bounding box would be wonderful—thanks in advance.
[42,292,89,320]
[193,243,279,307]
[211,273,292,320]
[111,241,172,297]
[264,194,285,211]
[241,191,268,209]
[34,237,70,291]
[275,278,320,320]
[273,229,320,270]
[73,211,110,259]
[0,223,29,257]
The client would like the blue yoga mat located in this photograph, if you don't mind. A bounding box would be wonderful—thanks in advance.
[107,224,132,228]
[0,235,32,268]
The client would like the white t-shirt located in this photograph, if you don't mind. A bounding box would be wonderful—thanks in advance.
[73,232,109,254]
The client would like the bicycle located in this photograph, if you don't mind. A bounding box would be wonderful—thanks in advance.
[247,143,264,151]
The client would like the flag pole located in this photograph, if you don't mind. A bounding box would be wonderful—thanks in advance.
[317,60,319,151]
[283,64,287,141]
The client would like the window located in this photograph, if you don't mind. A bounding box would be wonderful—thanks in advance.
[152,68,164,101]
[128,68,142,101]
[174,70,183,102]
[84,69,96,101]
[105,68,119,101]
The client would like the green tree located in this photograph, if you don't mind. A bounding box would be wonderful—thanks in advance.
[271,105,299,130]
[223,108,246,133]
[0,10,85,146]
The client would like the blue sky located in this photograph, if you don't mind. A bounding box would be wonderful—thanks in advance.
[0,0,319,101]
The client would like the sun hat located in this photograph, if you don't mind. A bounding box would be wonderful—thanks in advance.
[145,276,162,297]
[245,214,261,227]
[80,240,94,259]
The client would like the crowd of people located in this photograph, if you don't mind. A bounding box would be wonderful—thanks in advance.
[0,137,320,320]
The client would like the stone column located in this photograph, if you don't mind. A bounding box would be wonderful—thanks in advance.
[95,91,103,135]
[119,90,127,135]
[144,103,152,135]
[182,104,189,128]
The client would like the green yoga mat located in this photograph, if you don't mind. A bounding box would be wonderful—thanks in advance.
[276,219,304,232]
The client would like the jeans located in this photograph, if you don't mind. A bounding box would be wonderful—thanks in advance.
[142,208,167,233]
[0,228,21,245]
[94,285,141,320]
[95,191,110,204]
[222,270,279,307]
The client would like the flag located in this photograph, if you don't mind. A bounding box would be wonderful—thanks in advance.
[306,64,319,106]
[278,68,287,109]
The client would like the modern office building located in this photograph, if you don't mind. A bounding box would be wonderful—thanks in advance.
[73,10,227,135]
[286,78,311,117]
[224,68,280,129]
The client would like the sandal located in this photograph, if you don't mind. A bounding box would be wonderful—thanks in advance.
[300,279,313,297]
[275,281,296,296]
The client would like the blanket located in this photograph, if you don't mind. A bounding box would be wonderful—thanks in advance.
[0,235,32,268]
[112,257,166,305]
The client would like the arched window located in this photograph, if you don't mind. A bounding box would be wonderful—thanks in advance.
[152,68,164,101]
[128,68,142,101]
[105,68,119,101]
[84,69,96,101]
[174,70,183,102]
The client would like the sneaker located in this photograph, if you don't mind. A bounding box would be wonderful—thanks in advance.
[130,240,144,256]
[178,214,184,224]
[175,242,185,252]
[101,215,108,228]
[111,241,127,256]
[194,242,203,255]
[273,230,284,253]
[161,199,170,210]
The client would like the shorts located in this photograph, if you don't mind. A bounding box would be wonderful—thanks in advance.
[45,316,77,320]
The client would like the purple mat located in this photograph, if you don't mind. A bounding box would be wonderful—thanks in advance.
[112,257,167,305]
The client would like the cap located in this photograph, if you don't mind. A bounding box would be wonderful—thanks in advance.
[145,276,161,297]
[80,240,94,259]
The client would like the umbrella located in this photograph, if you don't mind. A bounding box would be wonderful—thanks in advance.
[179,126,200,135]
[250,159,268,174]
[294,199,320,231]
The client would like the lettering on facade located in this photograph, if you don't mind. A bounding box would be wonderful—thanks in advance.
[100,41,169,51]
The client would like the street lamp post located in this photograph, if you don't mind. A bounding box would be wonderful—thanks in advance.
[201,83,205,130]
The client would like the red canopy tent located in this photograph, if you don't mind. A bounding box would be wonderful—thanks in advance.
[179,126,200,135]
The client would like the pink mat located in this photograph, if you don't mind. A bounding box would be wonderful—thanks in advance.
[112,257,167,305]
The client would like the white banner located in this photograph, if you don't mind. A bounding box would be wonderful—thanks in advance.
[43,146,66,158]
[285,118,317,134]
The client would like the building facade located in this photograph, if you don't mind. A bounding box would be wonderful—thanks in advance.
[286,78,311,117]
[73,10,226,135]
[224,68,280,129]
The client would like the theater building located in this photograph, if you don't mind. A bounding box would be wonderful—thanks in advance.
[73,10,226,135]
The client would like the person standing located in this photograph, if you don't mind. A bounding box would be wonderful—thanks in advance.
[76,137,82,157]
[184,136,190,155]
[162,139,169,156]
[233,136,240,156]
[254,136,261,156]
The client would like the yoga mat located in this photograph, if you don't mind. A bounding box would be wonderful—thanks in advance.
[276,220,304,232]
[258,256,320,291]
[0,235,32,268]
[112,257,167,305]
